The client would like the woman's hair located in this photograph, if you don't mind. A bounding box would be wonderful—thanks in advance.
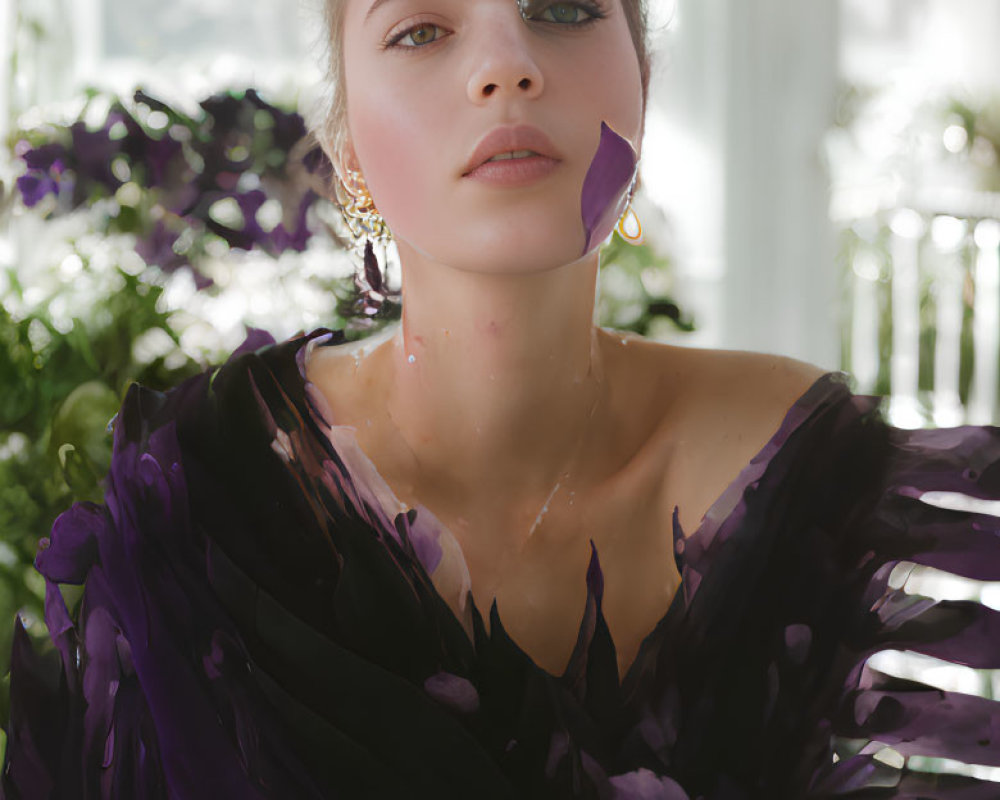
[316,0,652,171]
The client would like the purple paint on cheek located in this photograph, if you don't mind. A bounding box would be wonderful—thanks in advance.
[580,121,638,256]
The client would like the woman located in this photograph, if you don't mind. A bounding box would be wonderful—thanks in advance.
[314,0,828,680]
[3,1,1000,798]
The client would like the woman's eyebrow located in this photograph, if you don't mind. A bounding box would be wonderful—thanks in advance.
[365,0,402,24]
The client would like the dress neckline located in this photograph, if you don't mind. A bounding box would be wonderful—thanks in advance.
[287,326,850,685]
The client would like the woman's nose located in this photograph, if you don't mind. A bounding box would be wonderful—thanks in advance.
[465,10,545,104]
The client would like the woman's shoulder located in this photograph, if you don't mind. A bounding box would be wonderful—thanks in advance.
[669,344,834,434]
[603,330,837,535]
[604,328,834,434]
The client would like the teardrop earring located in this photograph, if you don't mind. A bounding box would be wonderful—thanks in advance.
[616,201,643,245]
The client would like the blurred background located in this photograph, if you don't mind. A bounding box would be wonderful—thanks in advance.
[1,0,1000,780]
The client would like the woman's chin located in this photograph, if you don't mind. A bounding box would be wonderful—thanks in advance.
[449,246,592,277]
[395,227,591,277]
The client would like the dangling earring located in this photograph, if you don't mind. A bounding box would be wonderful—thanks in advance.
[335,168,395,315]
[616,204,643,244]
[336,168,389,245]
[616,191,643,245]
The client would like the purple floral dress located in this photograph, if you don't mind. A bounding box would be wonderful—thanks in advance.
[4,328,1000,799]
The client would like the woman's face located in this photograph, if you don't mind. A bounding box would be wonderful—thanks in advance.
[339,0,644,274]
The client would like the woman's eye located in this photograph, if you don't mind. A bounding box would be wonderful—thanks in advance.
[386,22,446,49]
[536,2,596,24]
[521,1,605,25]
[384,1,603,50]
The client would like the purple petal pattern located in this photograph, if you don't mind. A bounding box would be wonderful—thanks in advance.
[580,121,638,255]
[651,373,1000,797]
[13,89,331,292]
[423,671,481,714]
[5,334,1000,798]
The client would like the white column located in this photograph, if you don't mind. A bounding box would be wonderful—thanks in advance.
[643,0,729,349]
[644,0,841,364]
[969,219,1000,424]
[929,216,967,427]
[888,209,925,428]
[0,0,14,142]
[849,248,882,392]
[721,0,840,367]
[69,0,102,90]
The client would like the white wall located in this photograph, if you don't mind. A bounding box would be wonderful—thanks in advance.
[642,0,840,368]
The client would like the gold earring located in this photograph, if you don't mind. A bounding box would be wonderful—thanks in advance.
[616,202,643,245]
[335,168,397,316]
[335,168,391,249]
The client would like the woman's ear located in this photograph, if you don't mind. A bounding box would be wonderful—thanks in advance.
[331,136,362,186]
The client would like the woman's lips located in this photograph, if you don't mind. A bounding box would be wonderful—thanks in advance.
[462,155,560,187]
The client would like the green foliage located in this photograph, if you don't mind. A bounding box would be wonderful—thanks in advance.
[837,222,983,421]
[0,262,207,689]
[945,95,1000,192]
[597,231,693,337]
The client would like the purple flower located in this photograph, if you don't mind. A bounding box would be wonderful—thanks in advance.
[16,172,60,207]
[143,135,185,188]
[300,145,330,176]
[70,121,121,193]
[201,189,267,250]
[134,219,189,272]
[202,189,313,257]
[267,193,313,255]
[16,142,70,207]
[21,142,68,172]
[134,220,213,289]
[245,90,308,159]
[15,88,330,287]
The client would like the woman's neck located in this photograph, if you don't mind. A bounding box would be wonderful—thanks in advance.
[372,245,612,508]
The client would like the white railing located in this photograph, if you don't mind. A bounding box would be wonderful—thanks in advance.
[839,189,1000,428]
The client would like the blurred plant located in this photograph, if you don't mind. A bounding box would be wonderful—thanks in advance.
[829,80,1000,195]
[14,87,337,290]
[597,230,693,337]
[0,266,206,727]
[942,94,1000,192]
[830,82,1000,419]
[0,86,690,738]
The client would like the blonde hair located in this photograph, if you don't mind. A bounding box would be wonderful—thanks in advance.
[315,0,652,170]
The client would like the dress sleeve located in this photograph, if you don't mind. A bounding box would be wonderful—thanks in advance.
[807,419,1000,797]
[1,359,323,798]
[1,333,518,800]
[623,377,1000,799]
